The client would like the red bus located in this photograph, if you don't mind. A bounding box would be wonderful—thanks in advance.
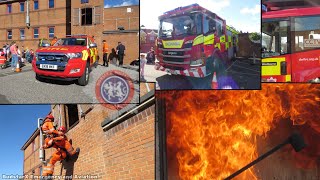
[262,6,320,82]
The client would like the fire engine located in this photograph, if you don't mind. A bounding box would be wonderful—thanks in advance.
[32,35,98,86]
[155,3,239,88]
[262,5,320,82]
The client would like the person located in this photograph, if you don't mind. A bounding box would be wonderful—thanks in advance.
[16,46,22,64]
[10,42,18,71]
[140,53,147,82]
[42,126,80,176]
[147,47,155,64]
[102,40,109,67]
[116,42,125,67]
[51,36,58,46]
[108,48,117,65]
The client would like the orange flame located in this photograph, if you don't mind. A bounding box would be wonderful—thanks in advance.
[158,84,320,180]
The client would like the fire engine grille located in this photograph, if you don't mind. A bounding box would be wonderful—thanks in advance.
[38,54,69,63]
[163,51,184,56]
[163,57,185,63]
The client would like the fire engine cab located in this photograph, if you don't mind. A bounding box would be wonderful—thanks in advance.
[155,3,239,88]
[32,35,98,86]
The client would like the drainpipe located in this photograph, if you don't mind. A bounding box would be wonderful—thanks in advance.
[26,0,30,28]
[37,118,45,162]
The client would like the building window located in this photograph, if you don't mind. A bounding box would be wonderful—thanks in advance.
[7,30,12,40]
[7,4,12,13]
[48,27,54,38]
[20,2,25,12]
[34,28,39,38]
[66,104,79,129]
[20,29,25,40]
[81,0,89,3]
[49,0,54,8]
[81,8,93,25]
[34,0,39,10]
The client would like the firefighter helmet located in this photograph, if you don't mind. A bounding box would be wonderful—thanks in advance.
[45,114,54,120]
[58,126,66,133]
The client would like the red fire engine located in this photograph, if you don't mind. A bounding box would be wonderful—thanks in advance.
[262,5,320,82]
[32,35,98,86]
[155,3,239,88]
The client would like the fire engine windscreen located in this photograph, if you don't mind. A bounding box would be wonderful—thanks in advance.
[54,38,87,46]
[262,20,289,58]
[159,14,201,38]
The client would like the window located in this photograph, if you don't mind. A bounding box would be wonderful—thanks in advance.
[262,19,289,57]
[49,0,54,8]
[203,15,215,35]
[7,30,12,40]
[7,4,12,13]
[66,104,79,129]
[20,2,25,12]
[48,27,54,38]
[293,16,320,53]
[33,28,39,38]
[20,29,25,40]
[81,8,93,25]
[81,0,89,3]
[34,0,39,10]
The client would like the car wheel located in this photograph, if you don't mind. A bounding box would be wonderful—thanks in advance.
[78,62,89,86]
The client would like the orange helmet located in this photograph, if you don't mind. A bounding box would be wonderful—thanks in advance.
[46,114,54,120]
[58,126,66,133]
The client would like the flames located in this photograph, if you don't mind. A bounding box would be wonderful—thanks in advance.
[159,84,320,180]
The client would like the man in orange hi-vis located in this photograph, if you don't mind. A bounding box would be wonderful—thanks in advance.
[102,40,109,67]
[42,126,80,176]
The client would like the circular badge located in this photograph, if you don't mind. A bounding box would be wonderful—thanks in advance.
[96,70,134,110]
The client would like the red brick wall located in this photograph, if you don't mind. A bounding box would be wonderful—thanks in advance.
[103,104,155,179]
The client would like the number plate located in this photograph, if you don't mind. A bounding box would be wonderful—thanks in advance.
[40,64,58,70]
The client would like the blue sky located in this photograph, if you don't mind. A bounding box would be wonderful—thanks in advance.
[141,0,261,33]
[104,0,139,8]
[0,105,50,179]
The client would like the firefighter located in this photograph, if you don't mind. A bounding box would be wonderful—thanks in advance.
[42,126,80,176]
[41,114,63,148]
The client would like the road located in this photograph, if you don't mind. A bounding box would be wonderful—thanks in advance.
[0,63,140,104]
[144,57,261,90]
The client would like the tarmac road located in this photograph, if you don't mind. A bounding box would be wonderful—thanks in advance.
[0,63,140,104]
[144,57,261,90]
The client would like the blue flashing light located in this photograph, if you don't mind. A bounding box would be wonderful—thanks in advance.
[262,4,268,12]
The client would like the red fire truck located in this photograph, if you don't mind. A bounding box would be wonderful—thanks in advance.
[32,35,98,86]
[155,4,239,88]
[262,5,320,82]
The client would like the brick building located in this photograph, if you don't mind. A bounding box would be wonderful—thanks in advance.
[21,83,155,179]
[0,0,139,64]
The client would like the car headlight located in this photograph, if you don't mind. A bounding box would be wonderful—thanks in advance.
[67,53,82,59]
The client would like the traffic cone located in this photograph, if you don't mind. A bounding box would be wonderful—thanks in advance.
[211,72,218,89]
[15,62,21,72]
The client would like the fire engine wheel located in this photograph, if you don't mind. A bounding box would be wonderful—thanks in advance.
[78,62,89,86]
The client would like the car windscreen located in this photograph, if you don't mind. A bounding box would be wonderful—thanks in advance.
[54,38,87,46]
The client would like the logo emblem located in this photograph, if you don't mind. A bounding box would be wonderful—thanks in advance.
[96,70,134,110]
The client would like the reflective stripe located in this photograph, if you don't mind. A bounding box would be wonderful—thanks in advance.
[193,34,204,46]
[285,75,291,82]
[204,34,214,45]
[220,35,226,43]
[215,43,221,50]
[82,50,89,60]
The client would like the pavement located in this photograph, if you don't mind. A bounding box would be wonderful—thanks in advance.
[0,62,140,104]
[143,57,261,90]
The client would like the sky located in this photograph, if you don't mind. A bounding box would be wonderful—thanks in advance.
[140,0,261,33]
[0,105,50,179]
[104,0,139,8]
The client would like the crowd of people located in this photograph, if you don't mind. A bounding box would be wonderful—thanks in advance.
[0,42,34,71]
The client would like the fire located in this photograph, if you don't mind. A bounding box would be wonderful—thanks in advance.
[159,84,320,180]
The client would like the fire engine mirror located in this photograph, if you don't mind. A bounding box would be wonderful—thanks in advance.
[89,43,97,48]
